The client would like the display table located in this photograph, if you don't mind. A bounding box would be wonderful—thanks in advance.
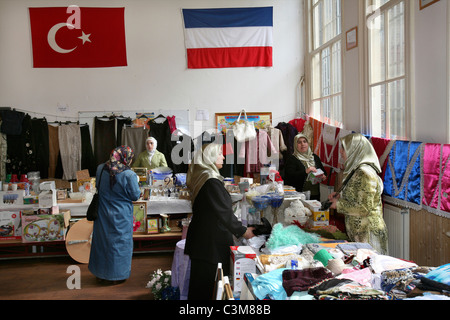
[0,198,192,217]
[0,198,192,259]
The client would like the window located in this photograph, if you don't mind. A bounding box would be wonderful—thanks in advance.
[366,0,408,139]
[308,0,343,127]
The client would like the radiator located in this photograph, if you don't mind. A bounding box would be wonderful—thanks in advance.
[383,203,410,260]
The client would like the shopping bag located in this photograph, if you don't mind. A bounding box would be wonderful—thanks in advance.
[232,109,256,142]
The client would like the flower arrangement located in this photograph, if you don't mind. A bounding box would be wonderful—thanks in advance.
[146,269,179,300]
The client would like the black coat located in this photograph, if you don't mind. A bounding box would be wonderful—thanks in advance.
[284,153,326,198]
[184,178,246,266]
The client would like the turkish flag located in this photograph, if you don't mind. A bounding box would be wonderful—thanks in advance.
[29,7,127,68]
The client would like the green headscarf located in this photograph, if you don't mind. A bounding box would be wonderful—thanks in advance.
[186,143,224,204]
[293,133,315,168]
[340,133,381,181]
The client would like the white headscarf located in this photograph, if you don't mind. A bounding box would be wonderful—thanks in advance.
[186,143,223,204]
[293,133,315,168]
[146,137,157,162]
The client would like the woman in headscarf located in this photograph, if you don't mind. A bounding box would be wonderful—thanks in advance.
[132,136,168,170]
[184,143,255,300]
[89,146,141,284]
[284,133,326,200]
[328,133,388,255]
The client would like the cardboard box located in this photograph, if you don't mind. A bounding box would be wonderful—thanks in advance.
[230,246,256,294]
[0,211,22,240]
[39,190,57,208]
[21,210,70,243]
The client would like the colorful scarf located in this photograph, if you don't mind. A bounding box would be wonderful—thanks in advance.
[421,143,450,218]
[105,145,134,187]
[383,140,423,210]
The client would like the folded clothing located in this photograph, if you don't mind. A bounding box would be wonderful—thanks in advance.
[282,267,333,296]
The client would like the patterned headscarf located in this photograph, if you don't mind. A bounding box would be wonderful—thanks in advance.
[105,145,135,187]
[340,133,381,181]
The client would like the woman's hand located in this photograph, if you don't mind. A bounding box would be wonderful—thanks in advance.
[306,166,317,174]
[243,227,256,239]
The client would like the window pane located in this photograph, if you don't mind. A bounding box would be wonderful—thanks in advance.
[311,100,321,119]
[331,41,342,94]
[312,52,321,99]
[387,2,404,79]
[313,2,322,49]
[332,95,342,125]
[371,84,386,138]
[388,79,405,139]
[366,0,390,14]
[322,97,331,121]
[369,12,385,84]
[322,47,331,97]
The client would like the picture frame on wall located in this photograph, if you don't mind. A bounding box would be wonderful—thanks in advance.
[419,0,440,10]
[215,112,272,134]
[346,27,358,51]
[132,201,147,235]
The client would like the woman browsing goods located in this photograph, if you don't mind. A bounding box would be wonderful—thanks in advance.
[184,143,255,300]
[88,146,142,284]
[327,133,388,255]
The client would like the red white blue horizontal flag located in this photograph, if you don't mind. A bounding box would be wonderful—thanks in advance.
[182,7,273,69]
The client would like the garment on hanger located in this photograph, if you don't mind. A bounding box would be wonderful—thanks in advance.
[116,117,132,146]
[6,114,34,176]
[1,109,25,135]
[58,123,81,180]
[31,118,49,179]
[238,129,278,174]
[266,126,287,169]
[148,117,173,170]
[47,124,59,178]
[288,117,307,134]
[383,140,423,210]
[422,143,450,218]
[170,131,194,174]
[121,126,149,158]
[80,124,96,177]
[94,117,116,166]
[166,115,177,134]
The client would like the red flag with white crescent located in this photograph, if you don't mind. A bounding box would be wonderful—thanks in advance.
[29,7,127,68]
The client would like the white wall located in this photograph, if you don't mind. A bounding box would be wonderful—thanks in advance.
[0,0,304,136]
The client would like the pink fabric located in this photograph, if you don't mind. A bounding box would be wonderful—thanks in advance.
[338,267,373,287]
[422,143,450,213]
[239,130,278,173]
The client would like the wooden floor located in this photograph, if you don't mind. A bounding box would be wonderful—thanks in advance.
[0,252,174,300]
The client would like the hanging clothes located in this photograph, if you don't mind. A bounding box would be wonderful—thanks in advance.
[238,129,278,174]
[266,126,287,170]
[148,117,173,170]
[422,143,450,218]
[31,118,49,179]
[170,132,194,174]
[94,117,116,166]
[6,114,34,176]
[116,117,132,147]
[383,140,423,210]
[80,124,96,177]
[1,109,25,135]
[121,126,149,159]
[166,115,177,134]
[58,123,82,180]
[47,124,60,178]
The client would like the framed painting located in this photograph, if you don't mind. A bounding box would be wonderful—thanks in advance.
[346,27,358,51]
[215,112,272,134]
[419,0,440,10]
[132,201,147,234]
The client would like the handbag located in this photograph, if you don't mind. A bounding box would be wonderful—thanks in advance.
[86,167,105,221]
[232,109,257,142]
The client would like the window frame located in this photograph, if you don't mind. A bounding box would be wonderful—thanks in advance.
[305,0,344,127]
[363,0,411,140]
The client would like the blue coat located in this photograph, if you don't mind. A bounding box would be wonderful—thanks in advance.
[88,164,141,281]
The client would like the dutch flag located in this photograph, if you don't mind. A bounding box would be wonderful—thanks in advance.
[182,7,273,69]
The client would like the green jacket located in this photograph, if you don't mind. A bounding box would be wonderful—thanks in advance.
[132,150,168,170]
